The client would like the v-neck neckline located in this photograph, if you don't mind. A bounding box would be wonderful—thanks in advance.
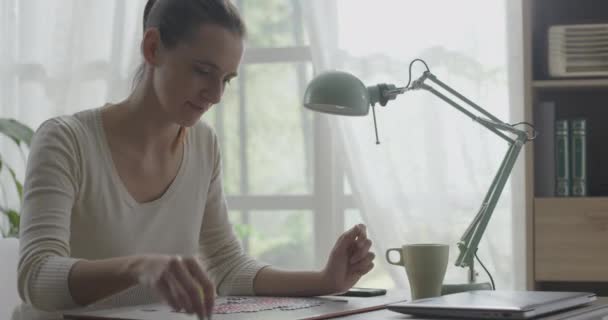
[94,105,189,209]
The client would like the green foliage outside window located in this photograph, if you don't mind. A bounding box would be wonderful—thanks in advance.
[241,0,307,48]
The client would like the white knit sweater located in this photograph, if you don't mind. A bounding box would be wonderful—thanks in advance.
[14,106,267,319]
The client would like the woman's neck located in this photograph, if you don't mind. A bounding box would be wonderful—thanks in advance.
[104,80,182,156]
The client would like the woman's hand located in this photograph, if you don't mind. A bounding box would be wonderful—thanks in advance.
[128,254,214,319]
[321,224,375,293]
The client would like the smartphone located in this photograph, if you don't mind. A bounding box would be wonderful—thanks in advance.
[336,287,387,297]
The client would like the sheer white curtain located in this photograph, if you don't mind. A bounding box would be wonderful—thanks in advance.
[304,0,526,290]
[0,1,143,231]
[1,1,144,124]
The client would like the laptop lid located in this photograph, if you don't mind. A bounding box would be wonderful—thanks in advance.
[387,290,596,319]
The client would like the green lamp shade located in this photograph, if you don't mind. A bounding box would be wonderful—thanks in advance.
[303,71,371,116]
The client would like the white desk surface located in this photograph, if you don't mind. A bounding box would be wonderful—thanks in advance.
[15,292,608,320]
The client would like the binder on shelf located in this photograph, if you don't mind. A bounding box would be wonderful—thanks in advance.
[549,23,608,77]
[534,101,556,197]
[570,119,587,196]
[555,119,570,197]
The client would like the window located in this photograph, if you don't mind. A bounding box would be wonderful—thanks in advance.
[202,0,393,288]
[204,0,365,275]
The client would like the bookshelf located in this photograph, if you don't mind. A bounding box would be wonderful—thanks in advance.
[524,0,608,295]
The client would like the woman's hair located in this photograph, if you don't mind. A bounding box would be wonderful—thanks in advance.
[133,0,246,85]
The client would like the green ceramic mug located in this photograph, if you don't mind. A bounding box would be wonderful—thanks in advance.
[386,243,449,300]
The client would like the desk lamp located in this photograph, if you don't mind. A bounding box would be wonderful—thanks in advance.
[302,59,536,292]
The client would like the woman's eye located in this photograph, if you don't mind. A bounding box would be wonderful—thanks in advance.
[223,78,232,85]
[195,68,210,76]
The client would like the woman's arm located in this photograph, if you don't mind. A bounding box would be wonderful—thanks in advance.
[19,119,140,310]
[67,257,138,306]
[18,119,85,310]
[197,127,269,296]
[68,255,215,318]
[253,267,334,296]
[253,224,375,296]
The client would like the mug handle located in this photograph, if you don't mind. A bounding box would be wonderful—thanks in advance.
[385,248,404,266]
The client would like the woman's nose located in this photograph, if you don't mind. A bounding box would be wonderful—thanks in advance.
[201,80,223,104]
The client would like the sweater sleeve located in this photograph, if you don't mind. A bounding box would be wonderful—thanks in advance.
[198,131,269,296]
[17,118,83,311]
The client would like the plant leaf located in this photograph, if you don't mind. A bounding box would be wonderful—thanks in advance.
[0,210,5,238]
[6,165,23,200]
[0,118,34,147]
[6,209,19,237]
[0,207,19,238]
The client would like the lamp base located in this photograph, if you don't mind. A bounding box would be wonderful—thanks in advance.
[441,282,493,296]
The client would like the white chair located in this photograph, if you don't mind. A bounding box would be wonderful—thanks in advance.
[0,237,20,319]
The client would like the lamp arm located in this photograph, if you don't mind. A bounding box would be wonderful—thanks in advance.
[411,74,520,143]
[422,72,504,124]
[455,138,525,268]
[404,71,531,269]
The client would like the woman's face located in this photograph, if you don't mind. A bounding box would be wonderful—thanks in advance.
[147,23,244,127]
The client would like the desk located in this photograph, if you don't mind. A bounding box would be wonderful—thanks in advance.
[12,295,608,320]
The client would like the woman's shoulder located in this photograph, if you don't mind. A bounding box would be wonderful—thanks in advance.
[190,119,218,144]
[188,120,221,161]
[33,107,102,151]
[37,107,98,134]
[191,119,215,135]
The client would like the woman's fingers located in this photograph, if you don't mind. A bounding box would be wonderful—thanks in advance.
[351,252,376,272]
[348,224,367,242]
[159,269,192,312]
[350,238,373,264]
[136,254,214,317]
[170,257,207,318]
[156,272,181,311]
[359,262,375,275]
[337,224,367,252]
[184,257,215,319]
[356,224,367,241]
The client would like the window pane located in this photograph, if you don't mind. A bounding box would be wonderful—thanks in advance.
[230,210,314,269]
[344,175,353,195]
[238,0,309,48]
[345,209,396,289]
[205,63,314,196]
[246,63,313,194]
[203,81,242,195]
[228,210,250,242]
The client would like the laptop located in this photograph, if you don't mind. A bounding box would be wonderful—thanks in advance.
[387,290,596,319]
[63,292,407,320]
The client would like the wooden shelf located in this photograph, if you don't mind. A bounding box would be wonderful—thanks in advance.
[533,79,608,90]
[535,197,608,201]
[535,197,608,281]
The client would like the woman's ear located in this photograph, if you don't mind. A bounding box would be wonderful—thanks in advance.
[141,28,163,67]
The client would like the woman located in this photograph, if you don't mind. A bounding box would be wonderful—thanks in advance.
[15,0,376,319]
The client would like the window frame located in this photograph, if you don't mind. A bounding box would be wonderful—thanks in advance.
[222,0,356,268]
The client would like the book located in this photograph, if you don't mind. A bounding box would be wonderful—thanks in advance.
[570,118,587,196]
[555,120,570,196]
[534,101,556,197]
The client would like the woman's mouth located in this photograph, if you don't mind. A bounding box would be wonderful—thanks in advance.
[187,101,206,111]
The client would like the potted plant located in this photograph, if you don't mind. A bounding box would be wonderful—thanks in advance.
[0,119,34,238]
